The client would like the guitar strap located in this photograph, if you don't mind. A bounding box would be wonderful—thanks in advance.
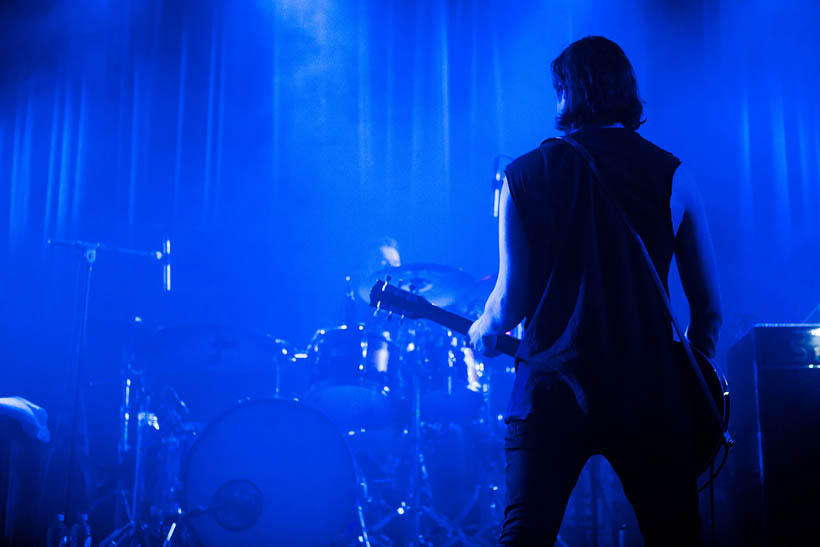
[557,135,727,436]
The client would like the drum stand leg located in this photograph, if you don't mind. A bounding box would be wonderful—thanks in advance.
[414,451,482,547]
[404,369,482,547]
[161,519,179,547]
[350,455,373,547]
[355,501,372,547]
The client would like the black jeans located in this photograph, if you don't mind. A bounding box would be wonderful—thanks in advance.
[498,379,703,546]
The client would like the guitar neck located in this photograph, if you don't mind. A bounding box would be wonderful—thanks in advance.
[426,305,521,358]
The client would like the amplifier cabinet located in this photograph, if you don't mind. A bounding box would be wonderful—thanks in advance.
[727,324,820,545]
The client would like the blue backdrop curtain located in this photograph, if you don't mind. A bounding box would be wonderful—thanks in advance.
[2,0,819,348]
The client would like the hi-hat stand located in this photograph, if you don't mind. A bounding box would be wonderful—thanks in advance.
[404,329,483,547]
[367,279,482,547]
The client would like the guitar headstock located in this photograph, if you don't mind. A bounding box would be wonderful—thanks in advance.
[369,279,432,320]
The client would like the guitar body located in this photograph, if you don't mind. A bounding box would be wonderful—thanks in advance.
[673,341,730,475]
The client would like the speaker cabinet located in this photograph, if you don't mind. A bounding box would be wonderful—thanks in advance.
[727,324,820,545]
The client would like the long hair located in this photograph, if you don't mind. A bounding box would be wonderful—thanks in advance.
[551,36,644,132]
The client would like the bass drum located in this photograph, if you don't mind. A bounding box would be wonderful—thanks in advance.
[182,398,357,546]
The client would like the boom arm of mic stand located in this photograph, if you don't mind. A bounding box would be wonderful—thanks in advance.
[48,238,163,260]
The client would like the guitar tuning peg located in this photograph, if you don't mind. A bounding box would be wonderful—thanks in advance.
[387,311,393,321]
[400,314,406,325]
[385,275,392,284]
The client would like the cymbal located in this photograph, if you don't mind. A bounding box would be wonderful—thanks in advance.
[450,273,496,318]
[134,323,296,424]
[359,262,475,308]
[136,323,289,374]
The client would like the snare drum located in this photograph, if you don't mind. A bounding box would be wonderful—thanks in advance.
[421,332,486,423]
[304,324,400,430]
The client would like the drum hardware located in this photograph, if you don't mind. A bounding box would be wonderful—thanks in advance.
[101,355,192,547]
[103,322,304,546]
[92,263,519,546]
[405,351,485,547]
[364,286,486,547]
[272,337,295,398]
[102,320,379,546]
[46,238,167,525]
[365,276,523,544]
[265,336,311,402]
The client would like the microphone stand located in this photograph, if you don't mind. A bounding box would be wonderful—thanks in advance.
[47,238,166,522]
[491,154,513,218]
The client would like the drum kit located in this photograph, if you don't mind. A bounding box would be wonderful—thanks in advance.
[99,263,517,546]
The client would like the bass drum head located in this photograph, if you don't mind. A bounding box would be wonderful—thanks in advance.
[182,398,357,546]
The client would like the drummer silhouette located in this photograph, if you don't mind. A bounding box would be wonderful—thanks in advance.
[346,236,401,326]
[367,236,402,272]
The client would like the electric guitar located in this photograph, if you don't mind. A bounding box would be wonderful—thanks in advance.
[369,279,731,475]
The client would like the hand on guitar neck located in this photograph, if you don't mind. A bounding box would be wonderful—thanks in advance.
[467,313,503,358]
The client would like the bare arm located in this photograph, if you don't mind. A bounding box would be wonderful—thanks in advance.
[671,165,722,357]
[468,179,531,352]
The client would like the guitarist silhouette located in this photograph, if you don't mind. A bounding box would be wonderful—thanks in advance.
[465,36,724,546]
